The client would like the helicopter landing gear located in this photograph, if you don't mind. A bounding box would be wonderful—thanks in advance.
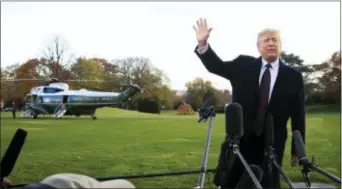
[31,114,38,119]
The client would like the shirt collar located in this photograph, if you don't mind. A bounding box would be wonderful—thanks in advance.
[261,58,279,70]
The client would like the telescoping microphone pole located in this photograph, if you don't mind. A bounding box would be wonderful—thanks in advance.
[196,101,216,189]
[225,103,263,189]
[263,113,295,189]
[293,130,341,186]
[1,129,28,183]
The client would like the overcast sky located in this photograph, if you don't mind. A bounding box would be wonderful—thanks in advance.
[1,2,340,91]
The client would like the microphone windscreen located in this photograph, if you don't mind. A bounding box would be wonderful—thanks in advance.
[264,113,274,146]
[225,103,244,138]
[202,94,214,108]
[292,130,306,160]
[1,128,27,178]
[235,164,264,189]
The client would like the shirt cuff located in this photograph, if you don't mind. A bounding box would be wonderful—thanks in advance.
[196,43,209,54]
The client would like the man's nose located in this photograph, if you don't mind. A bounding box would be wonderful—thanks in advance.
[266,43,276,49]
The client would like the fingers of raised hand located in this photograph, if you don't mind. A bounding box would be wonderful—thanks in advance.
[193,18,212,33]
[193,25,197,32]
[196,18,207,29]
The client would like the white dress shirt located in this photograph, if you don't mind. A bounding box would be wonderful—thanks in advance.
[196,43,279,102]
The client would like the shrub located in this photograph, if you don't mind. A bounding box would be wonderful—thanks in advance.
[173,100,183,110]
[176,101,196,115]
[138,98,161,114]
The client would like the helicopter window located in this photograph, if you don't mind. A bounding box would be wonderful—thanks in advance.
[43,87,64,93]
[83,97,93,102]
[42,96,62,103]
[25,95,31,103]
[69,96,83,102]
[103,97,112,101]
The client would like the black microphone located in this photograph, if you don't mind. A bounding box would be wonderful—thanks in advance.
[235,164,264,189]
[264,113,274,147]
[292,130,311,187]
[262,113,295,189]
[223,103,262,189]
[198,106,214,123]
[225,102,244,139]
[293,130,341,185]
[197,96,215,123]
[263,113,274,187]
[1,129,28,181]
[292,130,308,165]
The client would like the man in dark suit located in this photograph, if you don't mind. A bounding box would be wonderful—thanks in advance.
[193,18,306,188]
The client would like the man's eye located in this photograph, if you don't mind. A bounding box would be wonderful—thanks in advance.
[263,38,277,43]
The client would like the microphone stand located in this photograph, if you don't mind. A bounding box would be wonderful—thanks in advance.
[229,136,263,189]
[293,130,341,186]
[264,145,295,189]
[298,157,312,188]
[196,106,216,189]
[301,156,341,185]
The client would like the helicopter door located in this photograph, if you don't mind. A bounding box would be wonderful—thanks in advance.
[62,95,68,104]
[31,95,38,103]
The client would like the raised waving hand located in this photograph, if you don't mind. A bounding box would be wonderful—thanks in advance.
[193,18,213,47]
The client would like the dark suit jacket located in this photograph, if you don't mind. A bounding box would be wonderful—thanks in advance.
[194,44,306,156]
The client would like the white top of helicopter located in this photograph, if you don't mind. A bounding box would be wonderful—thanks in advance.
[30,82,120,97]
[49,82,69,90]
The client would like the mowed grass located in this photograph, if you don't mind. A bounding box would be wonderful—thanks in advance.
[1,108,340,188]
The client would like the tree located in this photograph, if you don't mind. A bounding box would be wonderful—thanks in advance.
[185,78,217,110]
[213,89,231,108]
[93,58,121,92]
[1,64,20,103]
[154,84,174,110]
[1,64,19,79]
[312,51,341,104]
[138,98,161,114]
[172,90,185,110]
[280,51,316,96]
[113,57,171,109]
[69,57,106,90]
[13,59,47,100]
[42,35,75,80]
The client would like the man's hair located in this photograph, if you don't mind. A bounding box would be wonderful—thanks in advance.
[257,28,281,45]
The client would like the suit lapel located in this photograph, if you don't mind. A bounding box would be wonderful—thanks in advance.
[269,60,286,106]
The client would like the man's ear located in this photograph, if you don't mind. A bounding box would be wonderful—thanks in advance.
[256,42,262,53]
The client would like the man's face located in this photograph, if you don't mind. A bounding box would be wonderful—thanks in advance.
[257,32,281,62]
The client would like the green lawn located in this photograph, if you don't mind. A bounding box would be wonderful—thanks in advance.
[1,108,340,188]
